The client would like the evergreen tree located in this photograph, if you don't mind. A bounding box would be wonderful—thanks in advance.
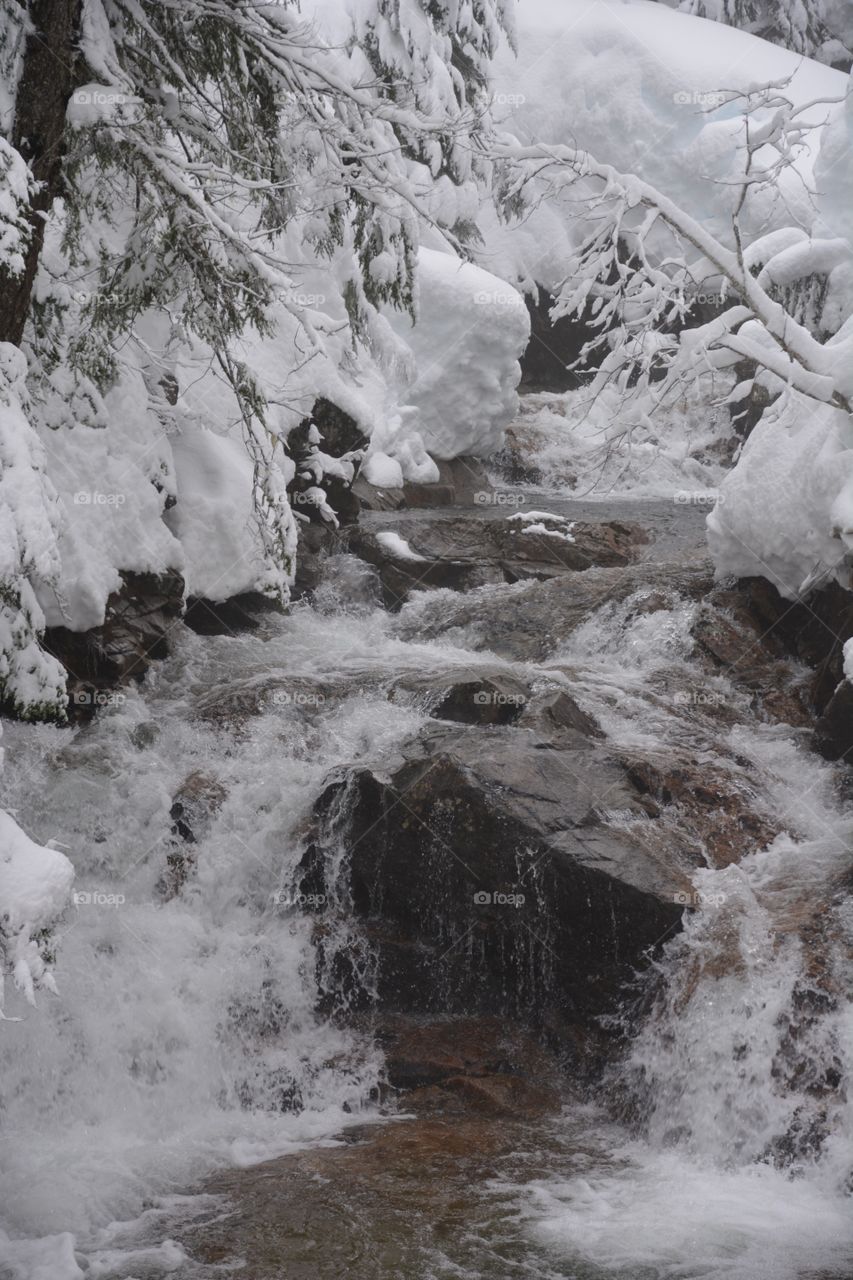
[0,0,512,719]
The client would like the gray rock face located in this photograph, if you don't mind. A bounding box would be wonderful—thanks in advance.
[345,513,649,607]
[396,561,712,661]
[44,569,185,718]
[301,714,690,1029]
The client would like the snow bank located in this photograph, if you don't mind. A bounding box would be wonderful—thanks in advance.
[707,397,853,599]
[28,242,528,624]
[165,428,270,603]
[382,248,529,461]
[34,415,182,632]
[0,347,67,717]
[0,807,74,1012]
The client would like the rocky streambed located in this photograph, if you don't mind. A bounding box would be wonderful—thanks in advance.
[2,463,853,1280]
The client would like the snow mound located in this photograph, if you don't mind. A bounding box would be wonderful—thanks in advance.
[707,397,853,599]
[375,531,426,561]
[0,808,74,1012]
[383,249,530,462]
[165,428,271,603]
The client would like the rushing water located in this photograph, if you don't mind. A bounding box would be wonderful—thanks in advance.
[1,499,852,1279]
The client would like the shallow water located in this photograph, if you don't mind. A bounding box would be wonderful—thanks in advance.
[1,495,851,1280]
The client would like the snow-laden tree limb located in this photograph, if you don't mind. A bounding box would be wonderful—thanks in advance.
[491,128,852,415]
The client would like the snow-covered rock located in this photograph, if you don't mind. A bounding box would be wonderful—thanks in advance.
[383,249,530,461]
[26,243,528,631]
[0,807,74,1012]
[707,397,853,599]
[165,428,276,603]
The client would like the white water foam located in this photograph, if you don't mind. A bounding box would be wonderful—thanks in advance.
[517,588,853,1280]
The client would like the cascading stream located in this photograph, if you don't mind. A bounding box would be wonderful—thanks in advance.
[1,504,851,1280]
[518,582,853,1280]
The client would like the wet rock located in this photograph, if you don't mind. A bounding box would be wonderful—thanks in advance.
[692,581,842,728]
[193,674,335,729]
[440,1073,559,1118]
[714,576,853,716]
[129,720,160,750]
[393,668,532,726]
[157,771,227,899]
[184,591,279,636]
[346,513,648,607]
[398,563,712,662]
[353,455,496,513]
[302,722,689,1029]
[815,678,853,762]
[350,473,406,512]
[517,688,604,742]
[186,1108,577,1280]
[490,422,548,485]
[291,519,342,601]
[431,677,527,726]
[44,569,185,718]
[380,1015,563,1113]
[402,456,495,508]
[622,754,778,868]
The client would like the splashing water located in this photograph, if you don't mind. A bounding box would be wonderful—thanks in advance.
[1,535,851,1280]
[519,585,853,1280]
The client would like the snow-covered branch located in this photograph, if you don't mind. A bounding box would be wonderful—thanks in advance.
[491,128,852,415]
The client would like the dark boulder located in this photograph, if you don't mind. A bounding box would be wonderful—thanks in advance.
[402,456,495,509]
[815,679,853,762]
[157,771,227,899]
[184,591,280,636]
[300,721,689,1030]
[44,569,184,718]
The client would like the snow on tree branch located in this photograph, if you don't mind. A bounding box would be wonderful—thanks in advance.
[490,80,853,418]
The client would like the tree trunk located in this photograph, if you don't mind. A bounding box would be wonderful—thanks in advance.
[0,0,82,347]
